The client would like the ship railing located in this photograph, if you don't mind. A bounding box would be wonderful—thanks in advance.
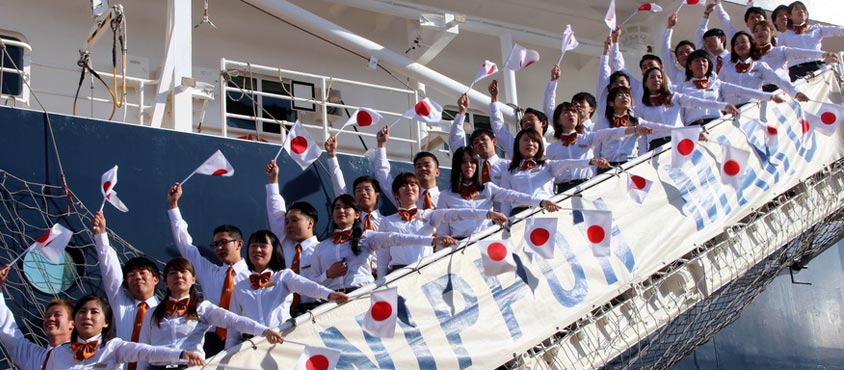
[221,58,445,162]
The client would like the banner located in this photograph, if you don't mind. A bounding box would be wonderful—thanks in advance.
[205,72,844,369]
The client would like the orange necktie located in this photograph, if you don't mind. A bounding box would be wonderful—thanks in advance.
[71,341,98,362]
[333,229,353,244]
[481,160,492,183]
[735,61,751,73]
[422,190,434,210]
[290,243,303,309]
[793,23,808,35]
[249,272,272,290]
[459,184,479,200]
[612,114,629,127]
[165,298,190,316]
[519,160,537,171]
[693,79,709,90]
[215,266,234,340]
[127,301,147,370]
[650,93,669,106]
[398,208,418,221]
[560,132,578,146]
[716,55,723,74]
[363,213,374,231]
[759,43,772,56]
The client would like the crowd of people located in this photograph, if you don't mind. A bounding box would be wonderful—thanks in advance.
[0,1,842,369]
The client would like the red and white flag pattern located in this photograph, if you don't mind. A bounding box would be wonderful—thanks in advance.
[284,121,324,170]
[340,107,382,131]
[101,165,129,212]
[638,3,663,12]
[294,345,341,370]
[626,174,652,205]
[805,101,844,135]
[29,223,72,264]
[504,44,540,71]
[685,0,704,5]
[719,144,750,188]
[363,287,398,338]
[524,218,556,259]
[671,126,701,168]
[471,60,499,86]
[562,25,579,52]
[479,240,517,275]
[763,121,779,153]
[194,150,235,177]
[403,98,443,125]
[605,0,617,30]
[580,210,612,257]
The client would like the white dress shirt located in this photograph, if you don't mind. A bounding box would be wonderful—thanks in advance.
[95,233,160,341]
[777,24,844,66]
[448,113,511,186]
[499,159,591,213]
[374,147,440,209]
[760,46,825,81]
[676,78,773,123]
[489,102,550,158]
[312,230,434,290]
[43,336,182,370]
[662,29,687,85]
[437,184,542,238]
[265,183,321,283]
[0,293,52,370]
[717,60,800,105]
[546,127,628,182]
[591,116,645,162]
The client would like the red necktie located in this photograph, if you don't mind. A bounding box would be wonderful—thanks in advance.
[249,272,272,290]
[363,213,374,230]
[422,190,434,210]
[127,301,147,370]
[290,243,303,308]
[716,55,723,74]
[481,160,492,183]
[397,208,418,221]
[759,43,772,56]
[165,298,190,316]
[215,266,234,340]
[561,132,577,146]
[519,160,537,171]
[693,79,709,90]
[612,114,629,127]
[333,229,353,244]
[735,61,751,73]
[71,341,98,362]
[459,184,478,200]
[793,24,808,35]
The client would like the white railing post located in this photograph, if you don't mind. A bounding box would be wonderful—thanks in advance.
[321,77,329,142]
[220,58,227,138]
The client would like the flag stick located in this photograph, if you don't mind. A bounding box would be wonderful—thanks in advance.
[273,126,295,162]
[180,170,197,186]
[98,197,107,212]
[387,115,404,129]
[676,2,685,13]
[618,11,637,28]
[8,244,36,266]
[557,51,567,66]
[465,81,477,94]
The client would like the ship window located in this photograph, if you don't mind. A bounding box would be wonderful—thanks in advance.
[225,76,297,133]
[0,35,24,96]
[21,246,82,294]
[442,109,502,156]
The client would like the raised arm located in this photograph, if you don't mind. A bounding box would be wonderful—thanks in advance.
[375,127,399,208]
[265,160,288,239]
[92,212,124,305]
[695,2,715,48]
[488,80,516,158]
[713,1,737,41]
[324,136,348,197]
[663,14,685,83]
[544,65,560,121]
[449,94,469,154]
[0,267,48,370]
[166,184,217,290]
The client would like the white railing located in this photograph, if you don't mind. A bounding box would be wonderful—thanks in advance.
[0,38,32,106]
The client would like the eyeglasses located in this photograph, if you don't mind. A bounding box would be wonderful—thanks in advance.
[354,186,375,194]
[209,239,238,248]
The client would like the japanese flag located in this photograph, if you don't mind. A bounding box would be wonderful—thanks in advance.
[562,25,579,52]
[284,121,323,170]
[638,3,663,12]
[605,0,617,30]
[478,240,517,275]
[805,101,844,135]
[686,0,704,5]
[626,174,652,205]
[340,107,382,131]
[29,223,72,264]
[194,150,234,177]
[575,210,612,257]
[524,218,556,259]
[504,44,540,71]
[671,126,700,168]
[720,144,750,188]
[101,165,129,212]
[471,60,499,86]
[363,287,398,338]
[762,121,779,153]
[403,98,443,125]
[294,345,340,370]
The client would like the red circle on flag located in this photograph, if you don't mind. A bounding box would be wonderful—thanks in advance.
[639,3,652,11]
[530,228,550,246]
[357,111,373,127]
[486,65,496,75]
[523,60,536,68]
[631,175,646,190]
[291,136,309,154]
[487,242,507,261]
[677,139,694,156]
[102,181,112,193]
[688,0,700,4]
[305,355,330,370]
[802,119,810,134]
[36,230,51,243]
[586,226,605,244]
[723,160,741,176]
[821,112,838,125]
[767,125,778,135]
[370,301,393,322]
[211,169,228,176]
[415,101,432,117]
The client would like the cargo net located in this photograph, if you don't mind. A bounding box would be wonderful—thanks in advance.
[0,169,161,369]
[505,160,844,370]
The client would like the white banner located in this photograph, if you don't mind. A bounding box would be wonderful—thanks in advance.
[204,72,844,369]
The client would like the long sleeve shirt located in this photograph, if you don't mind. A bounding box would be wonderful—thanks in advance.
[437,184,541,238]
[95,233,159,341]
[662,29,687,85]
[499,159,591,210]
[777,24,844,66]
[717,60,800,105]
[636,91,728,133]
[546,127,629,182]
[265,183,320,285]
[448,112,510,185]
[43,337,182,370]
[760,46,825,81]
[0,293,51,370]
[374,148,440,209]
[676,78,772,123]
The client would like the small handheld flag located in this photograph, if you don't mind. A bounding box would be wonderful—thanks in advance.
[467,60,499,91]
[336,107,383,137]
[183,150,235,184]
[282,121,323,170]
[558,25,579,65]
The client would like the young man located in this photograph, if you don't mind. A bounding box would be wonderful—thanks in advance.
[375,127,441,210]
[325,136,385,230]
[0,265,74,370]
[664,13,697,84]
[167,184,249,356]
[92,211,160,370]
[488,79,549,157]
[571,92,597,132]
[448,93,510,186]
[264,159,327,316]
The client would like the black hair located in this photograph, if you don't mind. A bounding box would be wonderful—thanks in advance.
[522,108,549,134]
[641,67,674,107]
[508,129,546,173]
[730,31,761,63]
[331,194,363,256]
[213,225,243,241]
[685,49,714,81]
[152,257,200,327]
[744,7,767,23]
[608,71,631,90]
[352,176,382,196]
[122,257,161,286]
[571,92,597,119]
[288,201,319,225]
[413,151,439,168]
[450,146,484,193]
[771,5,790,32]
[552,102,584,138]
[703,28,726,41]
[246,230,286,271]
[71,295,115,346]
[469,128,496,144]
[604,86,640,127]
[674,40,696,59]
[639,54,663,70]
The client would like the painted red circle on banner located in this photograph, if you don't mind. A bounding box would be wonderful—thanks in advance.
[723,160,741,176]
[487,242,508,261]
[821,112,838,125]
[677,139,694,156]
[767,125,778,135]
[415,101,432,117]
[530,228,550,246]
[291,136,308,154]
[370,301,393,322]
[586,225,606,243]
[36,230,51,243]
[305,355,330,370]
[631,175,647,190]
[211,169,228,176]
[357,111,373,126]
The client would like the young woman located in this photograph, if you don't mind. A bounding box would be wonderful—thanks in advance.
[438,146,561,238]
[718,31,808,105]
[227,230,348,346]
[139,257,286,369]
[547,102,651,191]
[312,194,461,291]
[638,67,739,151]
[42,295,204,370]
[777,1,844,81]
[592,86,652,166]
[753,21,838,86]
[678,49,783,127]
[771,5,790,33]
[500,128,609,215]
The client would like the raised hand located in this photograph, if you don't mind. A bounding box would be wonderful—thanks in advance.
[265,160,279,184]
[325,136,338,158]
[376,126,389,148]
[167,183,183,209]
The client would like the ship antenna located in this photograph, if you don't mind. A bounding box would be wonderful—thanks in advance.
[195,0,217,29]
